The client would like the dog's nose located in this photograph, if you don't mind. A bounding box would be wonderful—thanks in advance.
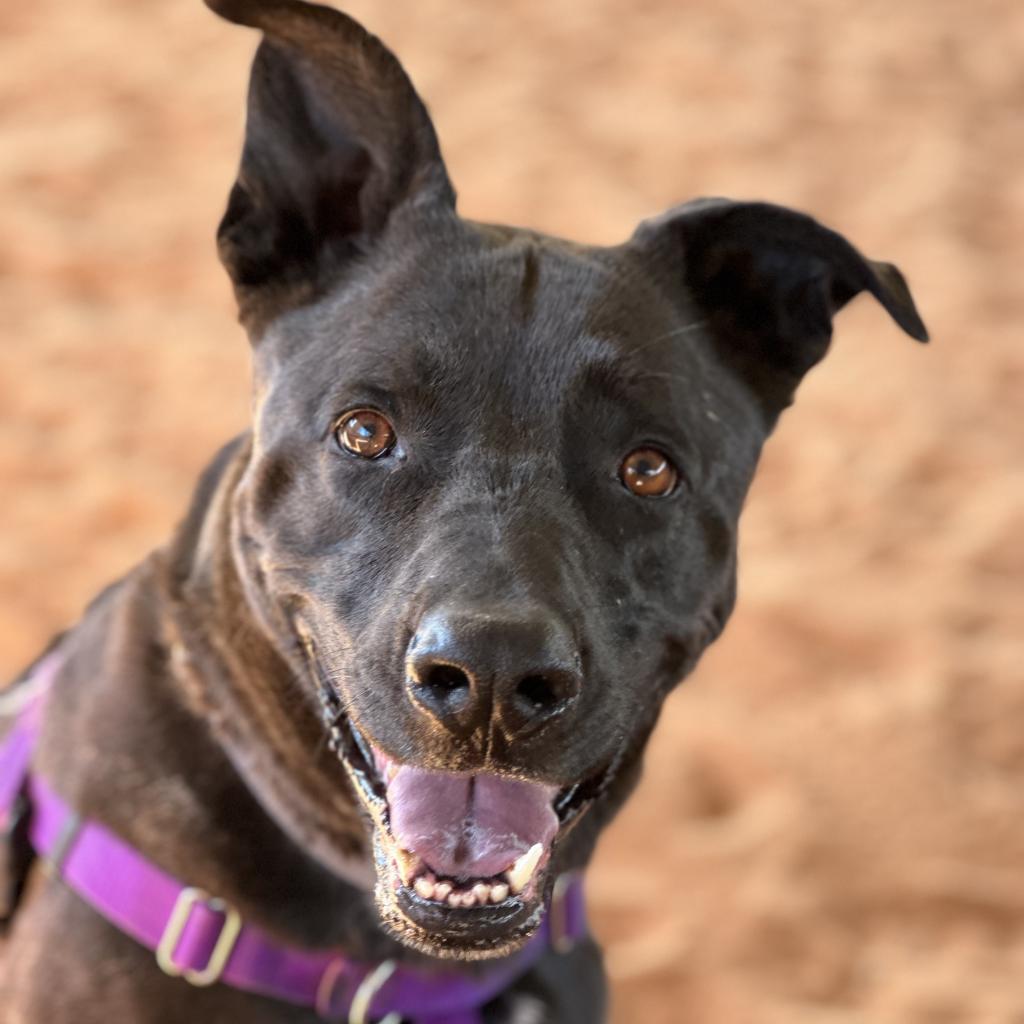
[406,605,583,739]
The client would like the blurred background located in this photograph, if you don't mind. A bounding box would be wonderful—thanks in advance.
[1,0,1022,1020]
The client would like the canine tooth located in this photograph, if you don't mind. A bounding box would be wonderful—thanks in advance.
[506,843,544,895]
[414,877,436,900]
[490,883,509,904]
[447,892,461,908]
[460,891,478,908]
[394,848,420,886]
[472,883,490,904]
[433,881,452,901]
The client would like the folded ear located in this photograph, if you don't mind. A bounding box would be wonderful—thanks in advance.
[206,0,455,334]
[630,198,928,417]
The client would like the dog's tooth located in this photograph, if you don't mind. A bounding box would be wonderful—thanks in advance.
[414,876,435,900]
[460,891,478,908]
[433,881,452,901]
[472,883,490,904]
[490,882,510,904]
[506,843,544,895]
[447,892,461,908]
[394,848,420,886]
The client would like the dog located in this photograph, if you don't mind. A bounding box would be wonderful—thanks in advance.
[0,1,928,1021]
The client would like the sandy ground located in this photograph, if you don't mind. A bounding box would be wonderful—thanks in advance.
[1,1,1022,1020]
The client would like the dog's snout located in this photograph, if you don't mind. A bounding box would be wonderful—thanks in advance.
[406,606,582,740]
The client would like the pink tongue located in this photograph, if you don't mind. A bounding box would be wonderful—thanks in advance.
[386,766,559,879]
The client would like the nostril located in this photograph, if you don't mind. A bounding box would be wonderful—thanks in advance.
[421,663,470,697]
[421,659,468,692]
[515,674,560,712]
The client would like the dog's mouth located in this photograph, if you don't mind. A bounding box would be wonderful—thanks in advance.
[327,710,605,959]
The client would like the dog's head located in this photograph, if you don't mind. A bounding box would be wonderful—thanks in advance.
[205,0,927,959]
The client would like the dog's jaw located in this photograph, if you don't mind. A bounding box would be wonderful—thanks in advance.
[323,699,613,959]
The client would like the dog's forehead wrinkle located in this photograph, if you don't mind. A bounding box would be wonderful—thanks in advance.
[255,234,689,450]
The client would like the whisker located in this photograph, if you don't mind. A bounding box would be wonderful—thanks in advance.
[627,319,709,356]
[627,370,699,386]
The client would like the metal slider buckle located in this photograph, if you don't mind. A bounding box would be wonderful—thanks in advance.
[43,810,82,878]
[1,794,28,840]
[549,873,577,955]
[347,959,401,1024]
[156,886,242,987]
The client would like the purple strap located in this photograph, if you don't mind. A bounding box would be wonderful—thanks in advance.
[1,654,589,1023]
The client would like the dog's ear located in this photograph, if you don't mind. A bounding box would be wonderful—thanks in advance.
[206,0,455,334]
[630,199,928,419]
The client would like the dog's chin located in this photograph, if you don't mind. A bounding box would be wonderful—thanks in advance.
[326,711,607,960]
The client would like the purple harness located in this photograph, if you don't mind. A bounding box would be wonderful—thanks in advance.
[0,653,587,1023]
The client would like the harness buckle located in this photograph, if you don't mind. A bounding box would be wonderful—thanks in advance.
[347,959,401,1024]
[1,793,28,840]
[42,810,81,877]
[156,886,242,987]
[549,873,578,955]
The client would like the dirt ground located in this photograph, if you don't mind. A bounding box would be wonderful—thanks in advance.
[1,1,1022,1020]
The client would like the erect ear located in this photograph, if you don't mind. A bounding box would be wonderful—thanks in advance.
[205,0,455,334]
[630,198,928,418]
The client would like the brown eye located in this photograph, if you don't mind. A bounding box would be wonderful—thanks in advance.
[335,409,396,459]
[620,447,678,497]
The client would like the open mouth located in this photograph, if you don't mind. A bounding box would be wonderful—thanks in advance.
[326,708,606,958]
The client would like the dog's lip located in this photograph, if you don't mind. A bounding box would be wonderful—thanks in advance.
[332,710,606,840]
[328,701,605,826]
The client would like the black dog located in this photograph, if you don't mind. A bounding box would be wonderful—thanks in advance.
[0,1,927,1021]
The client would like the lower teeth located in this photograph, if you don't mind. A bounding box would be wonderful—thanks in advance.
[407,869,513,906]
[392,842,544,906]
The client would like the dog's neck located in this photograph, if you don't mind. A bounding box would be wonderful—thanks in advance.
[35,436,430,964]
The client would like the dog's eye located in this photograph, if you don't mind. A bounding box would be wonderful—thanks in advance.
[334,409,396,459]
[620,447,678,497]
